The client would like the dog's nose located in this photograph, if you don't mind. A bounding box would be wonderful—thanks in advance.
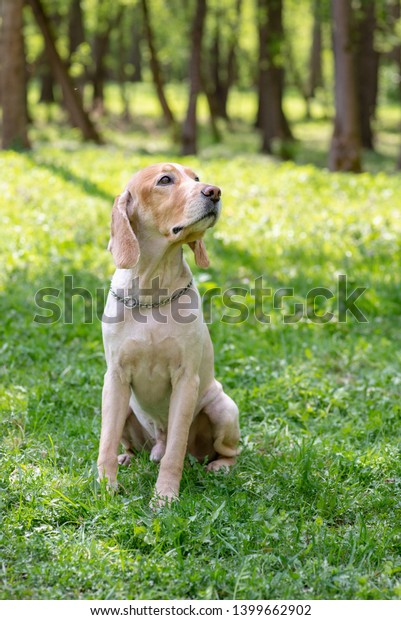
[201,185,221,203]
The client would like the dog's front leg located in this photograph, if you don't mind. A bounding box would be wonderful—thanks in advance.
[153,373,200,506]
[97,369,130,489]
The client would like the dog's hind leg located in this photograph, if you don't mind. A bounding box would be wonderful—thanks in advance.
[150,427,166,462]
[118,407,151,466]
[201,381,240,472]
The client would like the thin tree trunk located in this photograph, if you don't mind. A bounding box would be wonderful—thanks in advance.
[286,37,311,118]
[387,1,401,168]
[91,2,120,115]
[38,9,60,104]
[354,0,379,150]
[117,6,131,121]
[92,29,109,114]
[1,0,30,149]
[206,21,223,118]
[69,0,85,54]
[202,17,226,130]
[68,0,86,96]
[258,0,293,154]
[220,0,241,119]
[131,12,143,82]
[388,0,401,68]
[182,0,207,155]
[308,0,323,98]
[328,0,361,171]
[40,71,55,103]
[202,74,221,142]
[27,0,101,143]
[255,0,270,131]
[39,52,55,103]
[141,0,176,129]
[204,0,241,121]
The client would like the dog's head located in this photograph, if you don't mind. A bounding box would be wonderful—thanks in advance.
[108,163,221,269]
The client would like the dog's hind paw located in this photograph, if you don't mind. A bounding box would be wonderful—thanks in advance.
[149,442,166,463]
[118,453,132,466]
[206,457,236,472]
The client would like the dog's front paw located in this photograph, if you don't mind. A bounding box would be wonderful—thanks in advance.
[150,483,179,510]
[97,460,119,493]
[150,492,178,511]
[97,475,119,494]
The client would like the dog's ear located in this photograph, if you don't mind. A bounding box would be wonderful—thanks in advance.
[188,239,210,268]
[108,190,140,268]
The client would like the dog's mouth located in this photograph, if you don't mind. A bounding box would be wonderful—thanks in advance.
[172,210,218,236]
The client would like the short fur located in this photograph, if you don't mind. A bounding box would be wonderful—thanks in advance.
[98,163,240,506]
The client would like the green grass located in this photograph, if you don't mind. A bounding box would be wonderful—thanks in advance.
[1,88,401,599]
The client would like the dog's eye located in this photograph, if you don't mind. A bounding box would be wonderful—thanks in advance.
[157,175,173,185]
[194,176,200,182]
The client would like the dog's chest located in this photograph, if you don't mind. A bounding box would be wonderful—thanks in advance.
[116,328,196,421]
[119,330,178,380]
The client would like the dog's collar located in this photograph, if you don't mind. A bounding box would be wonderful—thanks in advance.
[110,278,193,309]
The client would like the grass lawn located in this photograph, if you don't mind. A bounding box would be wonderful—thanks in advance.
[1,87,401,599]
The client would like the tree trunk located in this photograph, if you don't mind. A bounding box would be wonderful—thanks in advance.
[328,0,361,172]
[141,0,176,129]
[257,0,293,153]
[27,0,101,143]
[304,0,324,117]
[221,1,241,118]
[388,0,401,68]
[39,53,55,103]
[255,0,270,130]
[91,1,120,115]
[1,0,30,149]
[38,8,61,104]
[286,36,311,118]
[116,6,131,121]
[130,12,143,83]
[205,21,223,118]
[390,2,401,169]
[354,0,379,150]
[92,29,109,114]
[204,0,241,121]
[69,0,85,55]
[68,0,86,96]
[308,0,323,99]
[202,74,221,142]
[182,0,207,155]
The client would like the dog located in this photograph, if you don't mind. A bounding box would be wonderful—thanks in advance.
[97,163,240,506]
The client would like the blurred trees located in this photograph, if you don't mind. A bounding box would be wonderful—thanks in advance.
[27,0,101,142]
[91,0,121,114]
[0,0,400,171]
[203,0,242,122]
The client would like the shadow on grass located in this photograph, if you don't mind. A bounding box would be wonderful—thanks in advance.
[26,152,115,203]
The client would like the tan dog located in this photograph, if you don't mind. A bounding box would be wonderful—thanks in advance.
[97,163,240,505]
